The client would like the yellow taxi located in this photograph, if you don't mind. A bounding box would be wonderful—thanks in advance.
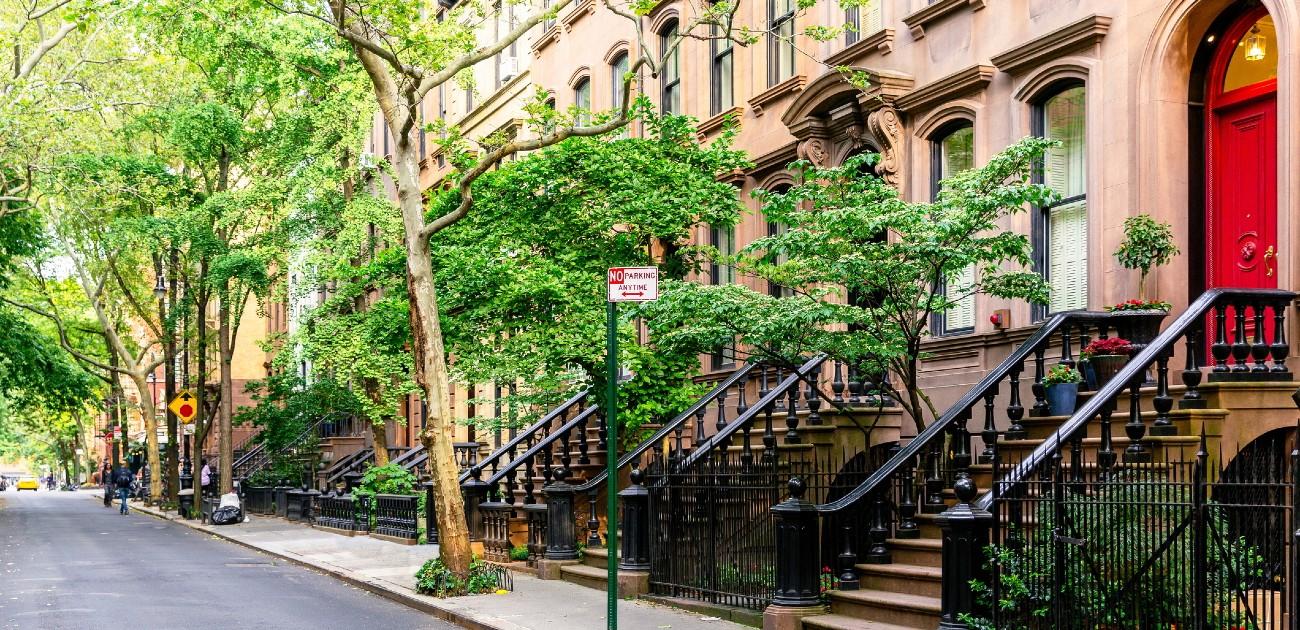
[16,477,39,491]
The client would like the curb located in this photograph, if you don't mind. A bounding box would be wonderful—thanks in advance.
[96,495,507,630]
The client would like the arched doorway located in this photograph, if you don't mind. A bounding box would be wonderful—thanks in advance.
[1205,7,1279,291]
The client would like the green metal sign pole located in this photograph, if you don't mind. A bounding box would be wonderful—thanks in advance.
[605,299,619,630]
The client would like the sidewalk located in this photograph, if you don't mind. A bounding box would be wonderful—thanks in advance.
[111,495,751,630]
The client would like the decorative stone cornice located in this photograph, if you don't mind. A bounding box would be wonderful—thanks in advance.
[531,26,560,57]
[824,28,896,67]
[750,140,799,176]
[865,106,904,187]
[902,0,985,41]
[894,64,995,114]
[748,74,807,118]
[991,15,1113,75]
[697,106,743,141]
[561,0,595,32]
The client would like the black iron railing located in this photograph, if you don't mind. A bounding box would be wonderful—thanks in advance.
[459,389,590,485]
[374,494,419,542]
[235,412,354,481]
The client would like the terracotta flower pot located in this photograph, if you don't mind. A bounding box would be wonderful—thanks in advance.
[1090,354,1129,389]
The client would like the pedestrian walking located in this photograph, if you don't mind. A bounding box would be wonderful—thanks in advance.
[112,465,134,515]
[101,462,112,507]
[200,460,210,497]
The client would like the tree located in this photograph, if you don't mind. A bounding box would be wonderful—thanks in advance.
[1114,214,1178,301]
[641,137,1058,432]
[273,0,854,575]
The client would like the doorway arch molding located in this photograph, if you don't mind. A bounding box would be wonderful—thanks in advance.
[1136,0,1297,300]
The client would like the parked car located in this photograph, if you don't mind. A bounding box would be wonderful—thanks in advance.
[16,477,39,491]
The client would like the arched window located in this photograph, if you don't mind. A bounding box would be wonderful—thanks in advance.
[574,76,591,124]
[930,121,976,335]
[610,52,629,110]
[1033,83,1088,316]
[768,0,795,85]
[660,21,680,114]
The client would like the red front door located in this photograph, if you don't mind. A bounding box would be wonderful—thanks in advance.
[1208,94,1278,289]
[1206,8,1279,291]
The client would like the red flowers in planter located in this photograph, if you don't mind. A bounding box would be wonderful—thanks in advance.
[1081,337,1134,358]
[1106,298,1172,312]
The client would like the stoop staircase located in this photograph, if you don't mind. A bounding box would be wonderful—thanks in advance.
[795,287,1299,629]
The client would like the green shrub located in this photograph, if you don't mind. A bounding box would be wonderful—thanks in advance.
[508,545,529,562]
[414,557,500,597]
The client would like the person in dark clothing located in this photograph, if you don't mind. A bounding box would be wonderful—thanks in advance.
[112,465,134,515]
[101,462,112,507]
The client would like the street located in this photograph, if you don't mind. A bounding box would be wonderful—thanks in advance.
[0,491,455,629]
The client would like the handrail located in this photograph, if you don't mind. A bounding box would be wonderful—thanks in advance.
[238,411,352,479]
[678,354,828,471]
[459,388,590,484]
[573,361,763,493]
[974,287,1296,511]
[482,405,601,487]
[817,310,1112,512]
[325,447,373,485]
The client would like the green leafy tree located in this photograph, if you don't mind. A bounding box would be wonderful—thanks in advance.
[1114,214,1179,300]
[642,137,1057,432]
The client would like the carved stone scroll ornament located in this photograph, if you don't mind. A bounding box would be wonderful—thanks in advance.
[796,137,830,168]
[866,106,904,187]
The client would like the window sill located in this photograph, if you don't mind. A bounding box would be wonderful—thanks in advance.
[902,0,985,41]
[748,74,807,118]
[697,106,743,140]
[560,0,595,32]
[824,28,895,66]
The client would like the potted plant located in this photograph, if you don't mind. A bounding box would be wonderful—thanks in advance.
[1112,214,1179,347]
[1081,337,1134,389]
[1043,364,1083,416]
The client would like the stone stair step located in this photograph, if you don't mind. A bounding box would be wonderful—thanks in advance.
[885,538,941,567]
[801,613,923,630]
[826,589,941,628]
[855,563,942,599]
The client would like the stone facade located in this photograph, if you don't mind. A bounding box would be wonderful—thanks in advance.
[372,0,1297,439]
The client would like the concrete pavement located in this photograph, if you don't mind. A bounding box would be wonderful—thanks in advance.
[118,493,753,630]
[0,489,456,629]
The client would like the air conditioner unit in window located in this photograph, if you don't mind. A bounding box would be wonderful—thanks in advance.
[500,57,519,83]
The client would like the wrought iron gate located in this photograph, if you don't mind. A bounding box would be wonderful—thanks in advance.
[988,431,1295,629]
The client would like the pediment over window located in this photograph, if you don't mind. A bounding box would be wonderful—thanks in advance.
[991,15,1112,75]
[780,67,913,133]
[895,65,994,114]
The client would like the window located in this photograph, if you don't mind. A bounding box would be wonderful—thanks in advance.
[710,23,733,114]
[660,21,680,114]
[710,224,736,369]
[574,77,591,124]
[766,219,792,297]
[768,0,795,85]
[931,123,976,334]
[492,1,517,89]
[845,0,880,45]
[610,52,629,109]
[543,0,555,31]
[1034,84,1088,315]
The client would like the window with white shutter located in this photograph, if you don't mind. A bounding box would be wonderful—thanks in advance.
[1035,85,1088,316]
[931,123,976,335]
[846,0,883,45]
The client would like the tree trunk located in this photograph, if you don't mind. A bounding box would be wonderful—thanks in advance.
[217,298,234,494]
[131,371,163,503]
[398,152,472,576]
[371,420,389,467]
[165,249,180,507]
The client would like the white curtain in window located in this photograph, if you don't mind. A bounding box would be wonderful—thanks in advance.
[1044,87,1087,312]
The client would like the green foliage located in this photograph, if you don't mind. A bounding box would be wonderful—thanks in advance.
[641,137,1057,430]
[1114,214,1179,297]
[355,463,419,497]
[1042,364,1082,386]
[508,545,530,562]
[427,110,749,432]
[414,557,501,597]
[236,373,358,481]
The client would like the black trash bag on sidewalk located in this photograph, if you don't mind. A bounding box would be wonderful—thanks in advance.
[210,492,243,526]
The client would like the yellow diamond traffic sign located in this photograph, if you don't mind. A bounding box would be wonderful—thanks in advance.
[168,389,198,424]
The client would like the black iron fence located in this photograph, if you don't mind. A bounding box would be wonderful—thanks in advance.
[314,494,370,533]
[374,494,419,542]
[244,486,273,514]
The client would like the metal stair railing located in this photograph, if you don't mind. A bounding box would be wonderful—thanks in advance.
[458,389,590,485]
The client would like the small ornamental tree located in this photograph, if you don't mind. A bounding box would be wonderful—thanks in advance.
[641,137,1057,432]
[1114,214,1179,301]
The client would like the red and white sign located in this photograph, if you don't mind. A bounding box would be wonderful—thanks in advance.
[113,426,122,441]
[608,267,659,302]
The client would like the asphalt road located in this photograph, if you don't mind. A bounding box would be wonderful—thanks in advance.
[0,489,456,629]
